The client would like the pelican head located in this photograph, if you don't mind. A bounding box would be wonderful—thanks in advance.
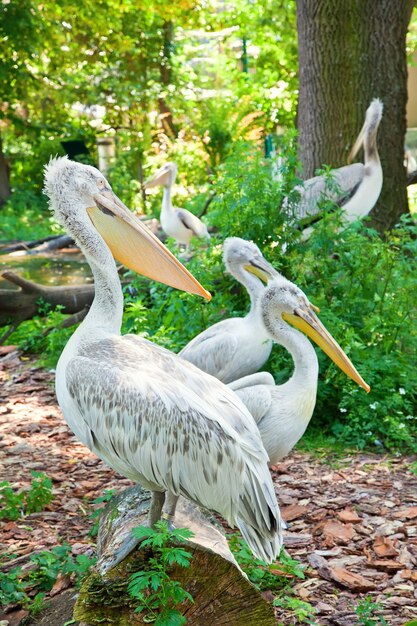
[223,237,279,285]
[143,162,178,190]
[262,276,370,392]
[44,157,210,300]
[347,98,383,164]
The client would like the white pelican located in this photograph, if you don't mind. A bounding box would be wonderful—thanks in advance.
[228,275,370,466]
[143,162,210,248]
[285,99,383,232]
[44,157,281,566]
[179,237,278,383]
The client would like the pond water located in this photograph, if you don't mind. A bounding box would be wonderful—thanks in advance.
[0,252,93,290]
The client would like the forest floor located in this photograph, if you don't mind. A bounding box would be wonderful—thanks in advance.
[0,349,416,626]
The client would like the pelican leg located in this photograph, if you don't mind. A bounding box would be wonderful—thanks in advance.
[161,491,179,530]
[148,490,166,527]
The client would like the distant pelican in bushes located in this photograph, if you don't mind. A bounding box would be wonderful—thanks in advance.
[44,157,282,567]
[143,162,210,248]
[228,275,370,466]
[180,237,278,383]
[285,99,383,233]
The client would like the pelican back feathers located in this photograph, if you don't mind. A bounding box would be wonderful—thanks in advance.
[60,334,282,562]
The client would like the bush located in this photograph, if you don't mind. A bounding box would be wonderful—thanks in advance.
[269,214,417,453]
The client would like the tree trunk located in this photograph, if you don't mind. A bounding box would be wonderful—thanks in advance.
[296,0,414,232]
[0,134,11,206]
[74,486,275,625]
[158,20,178,138]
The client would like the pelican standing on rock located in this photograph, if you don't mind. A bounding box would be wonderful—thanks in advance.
[44,157,281,567]
[228,275,370,466]
[285,99,383,231]
[143,162,210,248]
[179,237,277,383]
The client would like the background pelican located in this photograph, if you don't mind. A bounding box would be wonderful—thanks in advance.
[45,157,281,566]
[285,99,383,232]
[179,237,277,383]
[228,275,370,466]
[143,162,210,248]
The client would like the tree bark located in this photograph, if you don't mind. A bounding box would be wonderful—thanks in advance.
[296,0,414,232]
[158,20,178,138]
[74,486,275,625]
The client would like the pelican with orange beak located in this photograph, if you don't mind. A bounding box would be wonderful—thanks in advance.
[44,157,282,568]
[228,273,370,465]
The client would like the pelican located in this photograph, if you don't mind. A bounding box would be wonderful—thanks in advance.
[143,162,210,248]
[179,237,278,384]
[285,99,383,232]
[228,275,370,466]
[44,157,281,566]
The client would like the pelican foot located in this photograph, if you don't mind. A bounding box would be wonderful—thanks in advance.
[161,512,176,531]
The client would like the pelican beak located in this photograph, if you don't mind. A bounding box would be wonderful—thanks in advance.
[282,306,370,392]
[244,258,280,285]
[87,191,211,300]
[347,121,366,164]
[143,166,170,190]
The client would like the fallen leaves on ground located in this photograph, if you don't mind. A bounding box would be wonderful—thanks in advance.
[0,351,416,625]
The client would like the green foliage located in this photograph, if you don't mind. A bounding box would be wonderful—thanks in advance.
[228,534,305,592]
[229,534,316,624]
[127,521,194,625]
[0,568,28,607]
[0,189,57,242]
[355,595,388,626]
[24,471,54,514]
[274,596,318,625]
[88,489,117,538]
[2,307,75,368]
[281,214,417,453]
[0,472,54,521]
[0,544,95,613]
[208,141,286,243]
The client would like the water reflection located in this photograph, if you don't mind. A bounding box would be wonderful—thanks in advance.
[0,252,93,290]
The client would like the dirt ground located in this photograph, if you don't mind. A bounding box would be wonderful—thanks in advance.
[0,349,416,626]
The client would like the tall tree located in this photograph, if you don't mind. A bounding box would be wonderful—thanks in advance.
[296,0,415,231]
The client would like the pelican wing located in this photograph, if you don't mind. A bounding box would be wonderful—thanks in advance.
[179,320,241,381]
[176,209,209,239]
[229,377,273,424]
[229,372,275,390]
[65,334,281,560]
[291,163,365,220]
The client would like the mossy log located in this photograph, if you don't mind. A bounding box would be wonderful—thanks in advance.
[0,270,95,328]
[75,486,275,626]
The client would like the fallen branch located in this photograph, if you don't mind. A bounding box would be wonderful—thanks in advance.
[0,270,95,338]
[1,234,74,255]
